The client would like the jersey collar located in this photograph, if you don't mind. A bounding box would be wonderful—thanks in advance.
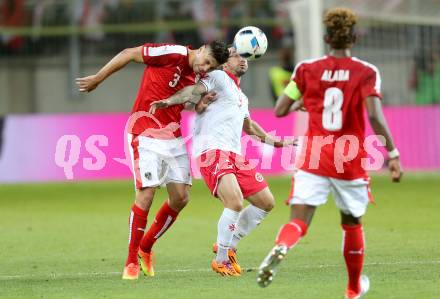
[224,70,240,88]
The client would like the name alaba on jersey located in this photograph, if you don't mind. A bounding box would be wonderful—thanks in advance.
[292,56,382,180]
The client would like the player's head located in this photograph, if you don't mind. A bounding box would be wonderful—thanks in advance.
[223,47,248,77]
[192,40,230,73]
[323,7,357,50]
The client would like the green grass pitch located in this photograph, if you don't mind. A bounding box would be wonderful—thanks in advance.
[1,174,439,299]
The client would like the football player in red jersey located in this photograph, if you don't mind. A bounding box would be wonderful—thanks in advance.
[150,49,296,277]
[257,8,402,299]
[76,41,229,280]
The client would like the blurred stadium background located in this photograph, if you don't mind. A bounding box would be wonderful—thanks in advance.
[0,1,439,298]
[1,0,439,113]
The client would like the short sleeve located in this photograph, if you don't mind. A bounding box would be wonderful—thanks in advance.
[241,95,250,118]
[291,62,306,94]
[243,106,250,118]
[361,66,382,99]
[142,43,187,67]
[200,71,220,92]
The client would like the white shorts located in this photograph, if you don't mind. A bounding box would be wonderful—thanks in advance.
[128,134,192,189]
[288,170,370,218]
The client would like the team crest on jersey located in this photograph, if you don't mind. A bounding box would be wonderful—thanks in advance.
[255,172,264,182]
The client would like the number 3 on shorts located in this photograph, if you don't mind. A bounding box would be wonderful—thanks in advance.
[322,87,343,131]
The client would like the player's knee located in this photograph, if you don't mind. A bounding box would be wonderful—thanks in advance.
[228,191,244,212]
[178,192,190,207]
[219,186,243,212]
[251,190,275,212]
[228,200,243,212]
[340,212,361,225]
[135,188,154,210]
[261,194,275,212]
[222,192,244,212]
[170,191,190,210]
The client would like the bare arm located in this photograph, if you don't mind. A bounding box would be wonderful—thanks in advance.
[149,82,207,114]
[365,96,403,182]
[183,91,217,113]
[243,117,296,147]
[365,96,396,151]
[275,94,305,117]
[183,102,196,111]
[275,94,295,117]
[275,79,305,117]
[76,46,143,92]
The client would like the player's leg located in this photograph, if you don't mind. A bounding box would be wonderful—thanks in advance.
[126,187,155,264]
[138,153,191,277]
[227,155,272,249]
[258,170,330,287]
[230,187,274,250]
[277,204,315,246]
[212,173,243,276]
[331,177,370,299]
[257,203,316,287]
[341,212,369,299]
[214,187,274,275]
[123,187,155,280]
[341,212,366,298]
[216,173,244,258]
[122,188,155,278]
[123,134,162,279]
[139,182,189,254]
[195,150,241,276]
[275,170,331,248]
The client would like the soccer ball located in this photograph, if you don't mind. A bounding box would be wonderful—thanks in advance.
[233,26,268,60]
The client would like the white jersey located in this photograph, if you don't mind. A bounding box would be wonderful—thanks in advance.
[192,70,250,157]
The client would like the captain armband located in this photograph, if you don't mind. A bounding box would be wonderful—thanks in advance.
[283,81,302,101]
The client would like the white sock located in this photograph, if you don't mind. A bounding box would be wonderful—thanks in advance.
[216,208,240,263]
[230,205,269,249]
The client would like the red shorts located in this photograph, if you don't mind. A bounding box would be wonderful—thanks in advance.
[197,150,268,198]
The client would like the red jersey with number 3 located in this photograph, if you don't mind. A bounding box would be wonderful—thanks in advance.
[293,56,382,180]
[129,43,196,138]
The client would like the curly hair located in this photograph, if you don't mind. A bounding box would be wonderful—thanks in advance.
[324,7,358,49]
[207,40,230,65]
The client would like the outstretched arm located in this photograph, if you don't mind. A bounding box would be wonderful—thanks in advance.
[243,117,296,147]
[76,46,143,92]
[365,96,403,182]
[149,82,207,114]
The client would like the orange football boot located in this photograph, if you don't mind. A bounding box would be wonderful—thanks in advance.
[212,243,241,274]
[211,259,240,277]
[138,249,155,277]
[122,263,140,280]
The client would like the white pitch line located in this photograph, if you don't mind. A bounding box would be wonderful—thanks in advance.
[1,260,439,281]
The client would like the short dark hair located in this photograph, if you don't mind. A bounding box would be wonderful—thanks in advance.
[207,40,230,65]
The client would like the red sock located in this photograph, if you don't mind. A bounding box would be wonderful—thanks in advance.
[342,224,365,294]
[275,219,308,248]
[140,201,178,253]
[125,204,148,266]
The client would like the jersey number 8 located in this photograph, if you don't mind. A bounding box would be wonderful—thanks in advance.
[322,87,343,131]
